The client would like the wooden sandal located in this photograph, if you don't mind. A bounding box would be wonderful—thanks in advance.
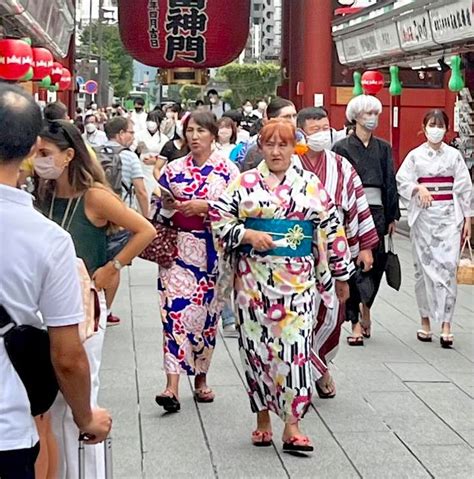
[194,388,215,403]
[251,430,273,447]
[282,435,314,452]
[360,319,372,338]
[440,333,454,349]
[416,329,433,342]
[155,389,180,413]
[347,335,364,346]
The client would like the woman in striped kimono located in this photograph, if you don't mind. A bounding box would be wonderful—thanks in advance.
[211,120,353,453]
[297,107,379,397]
[396,109,471,348]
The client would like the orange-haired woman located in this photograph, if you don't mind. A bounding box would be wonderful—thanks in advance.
[211,119,353,453]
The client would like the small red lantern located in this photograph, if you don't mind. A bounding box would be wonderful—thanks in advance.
[58,67,72,91]
[50,62,63,84]
[32,47,53,81]
[361,70,385,95]
[0,39,33,81]
[118,0,251,68]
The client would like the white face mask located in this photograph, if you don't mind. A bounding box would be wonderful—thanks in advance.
[244,105,253,114]
[85,123,97,134]
[361,114,379,131]
[90,104,97,111]
[306,130,332,152]
[146,121,158,133]
[425,126,445,144]
[34,155,65,180]
[218,128,232,143]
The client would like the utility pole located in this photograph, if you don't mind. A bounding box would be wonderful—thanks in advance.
[88,0,93,60]
[97,0,104,105]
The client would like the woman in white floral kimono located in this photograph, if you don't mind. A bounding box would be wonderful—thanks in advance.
[397,109,472,348]
[210,120,353,453]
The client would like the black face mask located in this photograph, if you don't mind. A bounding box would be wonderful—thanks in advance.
[135,107,143,113]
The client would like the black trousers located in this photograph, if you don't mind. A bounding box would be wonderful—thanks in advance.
[346,206,387,324]
[0,443,39,479]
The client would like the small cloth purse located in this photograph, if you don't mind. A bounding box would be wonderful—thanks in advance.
[385,234,402,291]
[139,220,178,268]
[76,259,101,342]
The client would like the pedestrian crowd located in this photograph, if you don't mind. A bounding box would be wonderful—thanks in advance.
[0,82,471,477]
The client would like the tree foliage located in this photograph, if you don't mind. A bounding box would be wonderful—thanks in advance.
[179,84,203,103]
[216,63,281,107]
[80,23,133,98]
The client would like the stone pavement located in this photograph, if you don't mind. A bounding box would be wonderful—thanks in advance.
[99,234,474,479]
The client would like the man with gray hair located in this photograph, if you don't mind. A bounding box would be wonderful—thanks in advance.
[332,94,399,345]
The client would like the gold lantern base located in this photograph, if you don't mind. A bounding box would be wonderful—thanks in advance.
[159,68,209,85]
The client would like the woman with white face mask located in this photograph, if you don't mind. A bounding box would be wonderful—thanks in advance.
[397,109,472,348]
[216,117,237,160]
[136,111,169,202]
[333,94,400,345]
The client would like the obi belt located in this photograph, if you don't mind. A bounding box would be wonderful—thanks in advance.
[418,176,454,201]
[240,218,314,257]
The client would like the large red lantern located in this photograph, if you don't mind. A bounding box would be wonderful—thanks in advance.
[58,68,72,91]
[0,39,33,81]
[361,70,385,95]
[32,47,53,81]
[118,0,251,68]
[50,62,64,84]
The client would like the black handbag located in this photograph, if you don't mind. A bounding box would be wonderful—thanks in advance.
[0,305,59,417]
[385,235,402,291]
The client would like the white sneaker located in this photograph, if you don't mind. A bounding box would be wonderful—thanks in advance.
[223,323,239,337]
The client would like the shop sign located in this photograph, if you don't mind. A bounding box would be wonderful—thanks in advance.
[376,22,402,56]
[429,0,474,45]
[342,35,362,63]
[357,30,380,59]
[397,11,434,51]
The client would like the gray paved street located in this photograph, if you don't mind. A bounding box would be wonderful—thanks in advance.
[99,233,474,479]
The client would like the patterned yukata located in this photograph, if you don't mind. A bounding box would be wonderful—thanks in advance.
[299,150,378,380]
[396,142,472,324]
[210,162,353,423]
[157,152,239,375]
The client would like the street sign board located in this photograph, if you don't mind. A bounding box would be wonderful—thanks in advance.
[84,80,98,95]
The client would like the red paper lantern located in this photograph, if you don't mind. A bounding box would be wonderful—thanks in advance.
[0,39,33,81]
[32,47,53,81]
[361,70,385,95]
[50,62,64,84]
[58,68,72,91]
[117,0,251,68]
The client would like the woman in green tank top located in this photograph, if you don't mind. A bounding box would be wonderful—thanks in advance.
[33,120,155,475]
[35,120,155,284]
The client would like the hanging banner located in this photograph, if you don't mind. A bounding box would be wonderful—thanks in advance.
[118,0,251,68]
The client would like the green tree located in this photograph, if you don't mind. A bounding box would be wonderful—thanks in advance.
[80,23,133,98]
[216,63,281,107]
[179,84,203,103]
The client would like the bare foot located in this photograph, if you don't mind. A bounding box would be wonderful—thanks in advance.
[316,371,336,396]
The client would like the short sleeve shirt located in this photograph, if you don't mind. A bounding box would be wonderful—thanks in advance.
[0,185,83,451]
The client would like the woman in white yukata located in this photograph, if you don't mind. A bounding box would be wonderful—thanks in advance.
[397,109,471,348]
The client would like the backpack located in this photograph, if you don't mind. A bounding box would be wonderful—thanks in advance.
[94,145,134,204]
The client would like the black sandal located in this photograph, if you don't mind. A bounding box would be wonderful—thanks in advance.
[315,380,336,399]
[155,389,180,413]
[360,319,372,338]
[440,334,454,349]
[347,335,364,346]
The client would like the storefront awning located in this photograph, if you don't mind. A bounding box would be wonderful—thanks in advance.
[332,0,474,68]
[0,0,75,59]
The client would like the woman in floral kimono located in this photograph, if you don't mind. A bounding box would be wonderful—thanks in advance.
[210,120,353,452]
[155,111,239,413]
[397,109,471,348]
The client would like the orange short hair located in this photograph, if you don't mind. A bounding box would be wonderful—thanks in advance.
[258,119,296,147]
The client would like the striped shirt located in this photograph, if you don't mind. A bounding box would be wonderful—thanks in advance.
[300,150,379,257]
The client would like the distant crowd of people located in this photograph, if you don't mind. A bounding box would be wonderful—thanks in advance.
[0,78,471,479]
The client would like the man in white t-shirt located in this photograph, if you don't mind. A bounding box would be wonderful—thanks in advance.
[0,83,111,478]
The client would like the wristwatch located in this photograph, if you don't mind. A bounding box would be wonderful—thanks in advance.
[112,258,124,271]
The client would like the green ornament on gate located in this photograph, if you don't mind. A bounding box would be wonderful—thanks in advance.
[20,67,34,82]
[352,71,363,96]
[448,55,464,92]
[389,66,402,96]
[40,76,52,88]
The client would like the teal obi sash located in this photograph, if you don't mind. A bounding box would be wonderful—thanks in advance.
[240,218,314,257]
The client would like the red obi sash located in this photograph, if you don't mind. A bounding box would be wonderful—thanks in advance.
[418,176,454,201]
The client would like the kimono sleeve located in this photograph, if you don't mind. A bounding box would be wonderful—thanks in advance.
[396,152,418,204]
[453,151,472,218]
[381,142,400,224]
[209,176,246,256]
